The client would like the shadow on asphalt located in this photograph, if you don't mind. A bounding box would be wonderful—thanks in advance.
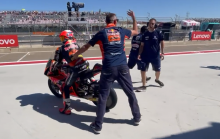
[112,82,161,90]
[15,94,220,137]
[16,93,134,134]
[155,122,220,139]
[132,81,142,84]
[201,66,220,77]
[200,66,220,70]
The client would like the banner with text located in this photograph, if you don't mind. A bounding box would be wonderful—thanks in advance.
[33,32,55,35]
[191,31,212,40]
[0,35,19,47]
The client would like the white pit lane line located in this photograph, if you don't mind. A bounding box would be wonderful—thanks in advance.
[0,53,9,59]
[17,52,30,62]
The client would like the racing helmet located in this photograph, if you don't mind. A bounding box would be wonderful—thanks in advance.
[59,30,75,42]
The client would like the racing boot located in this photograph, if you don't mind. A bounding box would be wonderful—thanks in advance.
[59,98,71,115]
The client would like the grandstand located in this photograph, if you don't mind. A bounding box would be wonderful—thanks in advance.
[1,10,220,44]
[1,10,220,31]
[1,10,220,26]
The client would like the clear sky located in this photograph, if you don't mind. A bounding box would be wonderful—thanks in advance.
[1,0,219,18]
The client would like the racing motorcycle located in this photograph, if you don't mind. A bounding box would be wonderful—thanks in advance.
[44,59,118,110]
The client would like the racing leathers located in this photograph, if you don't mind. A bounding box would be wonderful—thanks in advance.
[53,39,89,115]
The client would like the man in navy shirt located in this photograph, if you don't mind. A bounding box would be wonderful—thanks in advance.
[138,18,165,90]
[71,10,141,134]
[128,25,147,69]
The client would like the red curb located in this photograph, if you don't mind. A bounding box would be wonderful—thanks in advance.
[0,49,220,66]
[164,49,220,55]
[0,60,48,66]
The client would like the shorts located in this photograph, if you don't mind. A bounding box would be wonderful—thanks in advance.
[138,58,161,72]
[128,56,143,70]
[128,56,137,69]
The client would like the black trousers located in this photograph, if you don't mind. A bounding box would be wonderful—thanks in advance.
[63,67,86,99]
[94,65,141,129]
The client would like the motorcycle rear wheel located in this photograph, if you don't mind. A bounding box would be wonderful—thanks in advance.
[92,88,117,110]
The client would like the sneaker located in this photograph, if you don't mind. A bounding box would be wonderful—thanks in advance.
[137,86,146,92]
[90,122,101,134]
[155,79,164,86]
[146,77,151,81]
[133,118,141,125]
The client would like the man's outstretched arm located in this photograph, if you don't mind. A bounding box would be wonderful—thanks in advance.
[77,43,91,55]
[71,43,91,60]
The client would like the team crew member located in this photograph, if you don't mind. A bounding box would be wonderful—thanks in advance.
[128,25,151,84]
[128,25,147,69]
[71,10,141,134]
[138,18,165,90]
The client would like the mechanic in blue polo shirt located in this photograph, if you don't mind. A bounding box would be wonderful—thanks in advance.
[71,10,141,134]
[138,18,165,90]
[128,25,151,83]
[128,25,147,69]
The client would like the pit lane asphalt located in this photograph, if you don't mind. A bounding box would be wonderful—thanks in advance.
[0,53,220,138]
[0,43,220,62]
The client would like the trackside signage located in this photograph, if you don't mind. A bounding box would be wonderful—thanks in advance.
[191,32,212,40]
[0,35,19,47]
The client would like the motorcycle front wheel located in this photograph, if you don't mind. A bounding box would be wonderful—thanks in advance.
[48,79,62,98]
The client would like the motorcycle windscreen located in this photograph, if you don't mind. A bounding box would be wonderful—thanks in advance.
[44,59,53,75]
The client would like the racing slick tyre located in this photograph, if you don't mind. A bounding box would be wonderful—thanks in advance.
[93,88,118,110]
[48,79,62,98]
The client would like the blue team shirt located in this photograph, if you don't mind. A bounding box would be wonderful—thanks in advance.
[141,29,164,60]
[88,24,131,69]
[129,33,143,58]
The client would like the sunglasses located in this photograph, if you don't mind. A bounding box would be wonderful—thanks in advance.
[115,19,119,22]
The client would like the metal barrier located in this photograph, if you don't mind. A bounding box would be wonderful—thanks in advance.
[1,32,219,49]
[1,30,219,47]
